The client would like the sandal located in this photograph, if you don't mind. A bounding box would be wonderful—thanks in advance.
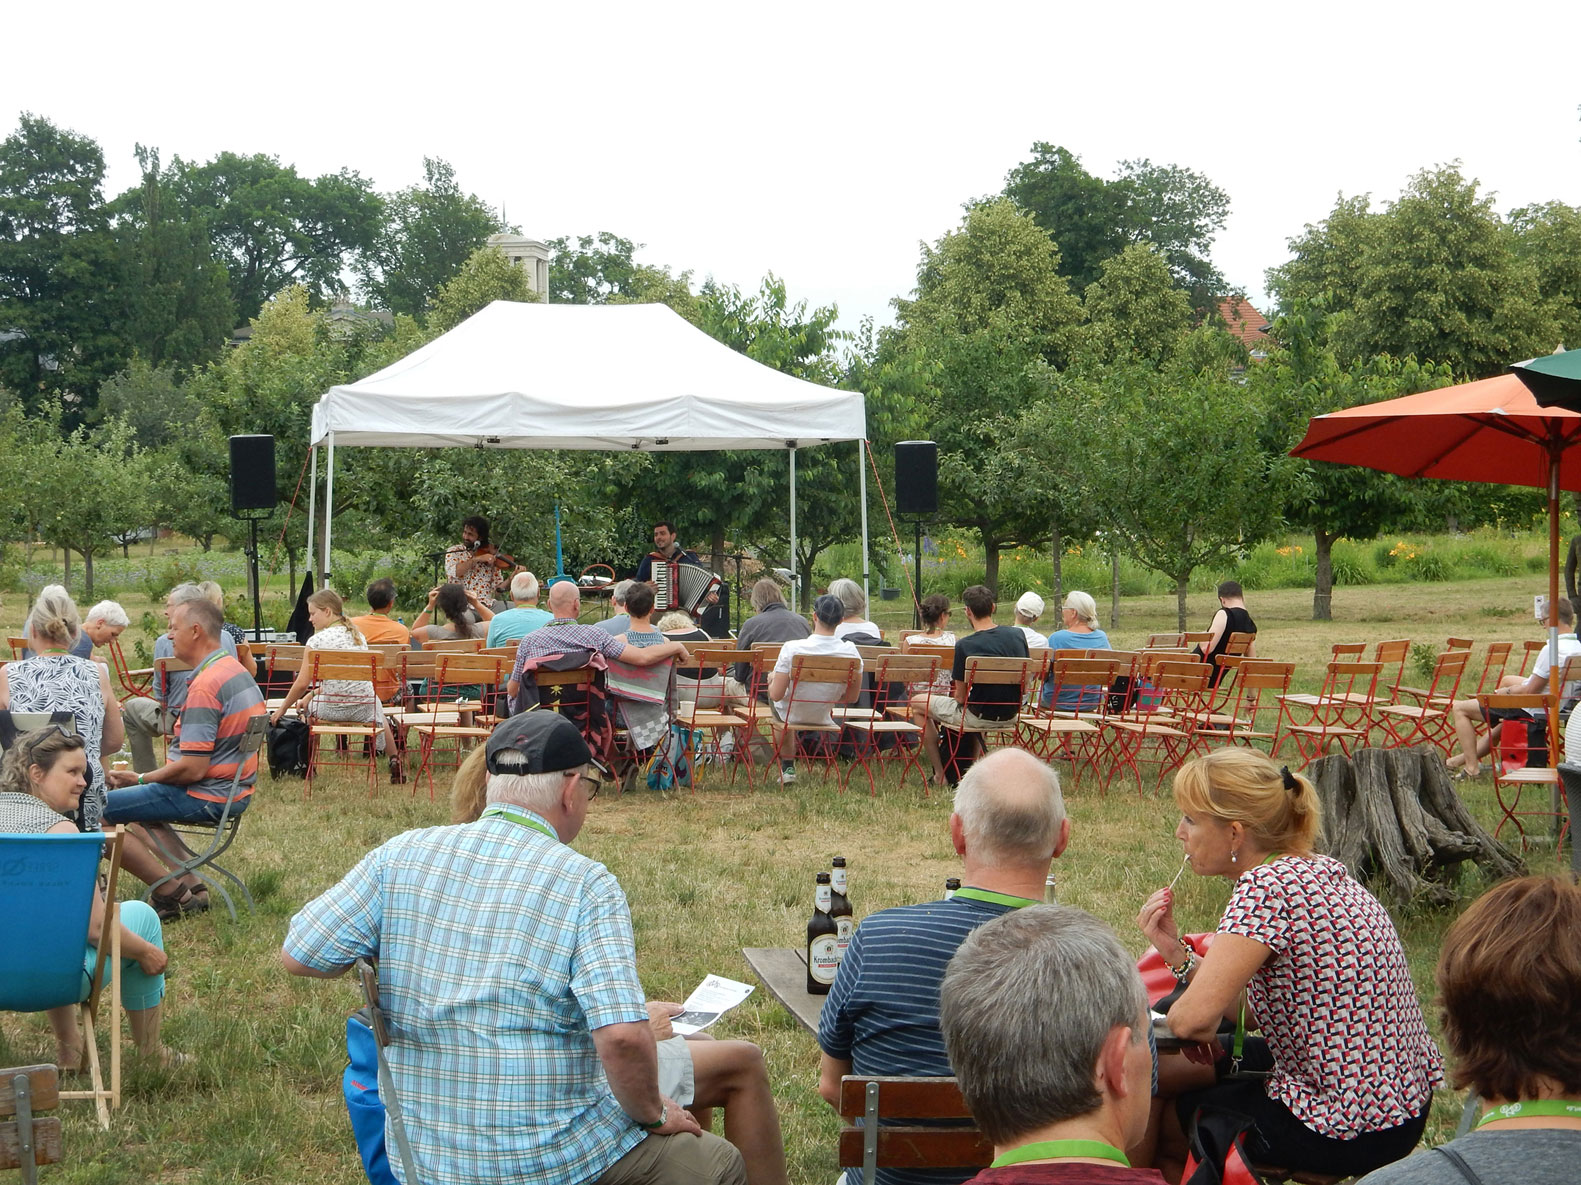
[151,885,210,922]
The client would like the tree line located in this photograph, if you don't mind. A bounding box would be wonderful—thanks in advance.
[2,112,1578,621]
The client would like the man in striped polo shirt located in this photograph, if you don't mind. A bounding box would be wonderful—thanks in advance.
[816,747,1071,1185]
[106,597,265,918]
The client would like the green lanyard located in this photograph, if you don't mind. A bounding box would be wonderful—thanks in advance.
[1476,1100,1581,1128]
[990,1139,1130,1168]
[950,887,1041,909]
[479,804,558,842]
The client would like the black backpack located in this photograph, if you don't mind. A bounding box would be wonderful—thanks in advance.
[267,717,311,778]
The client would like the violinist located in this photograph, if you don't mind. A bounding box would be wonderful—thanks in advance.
[445,516,511,606]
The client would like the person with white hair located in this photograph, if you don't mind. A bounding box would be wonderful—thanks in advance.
[284,711,748,1185]
[817,747,1071,1185]
[599,579,635,636]
[1013,591,1050,650]
[827,577,881,641]
[21,598,129,660]
[487,570,552,647]
[1042,590,1113,709]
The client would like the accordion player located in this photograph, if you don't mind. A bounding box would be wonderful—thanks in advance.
[649,556,722,616]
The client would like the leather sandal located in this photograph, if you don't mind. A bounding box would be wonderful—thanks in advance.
[388,755,408,785]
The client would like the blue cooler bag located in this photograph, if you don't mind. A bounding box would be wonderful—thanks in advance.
[344,1009,397,1185]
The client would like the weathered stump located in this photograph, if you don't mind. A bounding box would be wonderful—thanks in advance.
[1306,746,1524,905]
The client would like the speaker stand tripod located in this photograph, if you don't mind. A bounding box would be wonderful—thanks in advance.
[234,511,270,643]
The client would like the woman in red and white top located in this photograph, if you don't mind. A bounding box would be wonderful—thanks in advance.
[1137,747,1442,1180]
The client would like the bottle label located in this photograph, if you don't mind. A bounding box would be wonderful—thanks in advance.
[809,935,840,984]
[816,885,831,912]
[836,916,854,951]
[831,867,847,894]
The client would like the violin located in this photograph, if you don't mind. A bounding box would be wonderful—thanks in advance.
[472,543,516,571]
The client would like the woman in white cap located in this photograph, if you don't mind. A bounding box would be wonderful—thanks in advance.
[1012,591,1050,650]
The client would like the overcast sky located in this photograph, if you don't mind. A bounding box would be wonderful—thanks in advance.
[7,3,1579,337]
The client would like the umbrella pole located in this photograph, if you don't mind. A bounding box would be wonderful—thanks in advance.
[1549,447,1563,832]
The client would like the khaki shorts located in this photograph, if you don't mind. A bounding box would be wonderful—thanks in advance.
[927,695,1017,732]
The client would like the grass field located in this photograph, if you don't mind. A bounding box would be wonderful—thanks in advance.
[0,570,1565,1183]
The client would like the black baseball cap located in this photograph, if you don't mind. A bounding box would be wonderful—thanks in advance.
[485,712,604,776]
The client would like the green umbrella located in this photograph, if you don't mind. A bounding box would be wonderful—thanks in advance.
[1513,348,1581,410]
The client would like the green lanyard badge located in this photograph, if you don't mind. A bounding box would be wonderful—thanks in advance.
[949,887,1041,909]
[990,1139,1130,1168]
[1476,1099,1581,1128]
[479,804,558,842]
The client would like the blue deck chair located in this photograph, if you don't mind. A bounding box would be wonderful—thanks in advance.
[0,828,125,1128]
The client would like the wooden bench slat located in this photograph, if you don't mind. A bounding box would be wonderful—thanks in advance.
[837,1076,971,1119]
[0,1066,58,1114]
[836,1126,991,1170]
[0,1117,63,1170]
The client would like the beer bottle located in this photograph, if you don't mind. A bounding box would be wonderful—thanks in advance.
[807,872,839,995]
[944,877,961,900]
[1044,869,1058,904]
[830,856,854,957]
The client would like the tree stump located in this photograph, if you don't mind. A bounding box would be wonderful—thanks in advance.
[1306,746,1524,905]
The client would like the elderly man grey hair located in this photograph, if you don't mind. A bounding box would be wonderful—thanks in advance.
[952,747,1067,867]
[748,578,787,612]
[509,571,540,603]
[85,600,131,629]
[940,905,1151,1149]
[486,769,578,815]
[610,579,633,608]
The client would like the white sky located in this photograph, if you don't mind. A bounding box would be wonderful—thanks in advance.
[7,2,1580,337]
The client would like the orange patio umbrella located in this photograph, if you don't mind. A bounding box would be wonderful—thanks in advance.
[1291,371,1581,750]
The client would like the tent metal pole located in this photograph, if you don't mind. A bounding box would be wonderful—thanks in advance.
[305,444,318,588]
[323,432,336,589]
[789,447,798,608]
[858,439,870,612]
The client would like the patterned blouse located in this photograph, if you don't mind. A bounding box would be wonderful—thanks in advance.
[1219,853,1443,1138]
[5,654,108,829]
[305,625,377,723]
[0,790,68,834]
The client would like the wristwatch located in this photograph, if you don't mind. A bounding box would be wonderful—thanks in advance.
[639,1103,667,1131]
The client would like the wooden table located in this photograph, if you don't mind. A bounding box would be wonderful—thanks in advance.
[744,945,1191,1051]
[742,947,825,1036]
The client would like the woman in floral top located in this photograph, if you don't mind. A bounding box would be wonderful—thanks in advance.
[1137,747,1442,1180]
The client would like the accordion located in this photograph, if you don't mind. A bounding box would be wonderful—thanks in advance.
[650,557,722,616]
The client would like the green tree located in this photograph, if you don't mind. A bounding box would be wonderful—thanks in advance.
[426,245,536,333]
[547,231,701,322]
[1080,243,1193,366]
[358,158,502,317]
[165,151,382,321]
[95,357,200,449]
[1002,143,1231,295]
[1250,304,1450,619]
[891,198,1084,592]
[32,415,153,596]
[0,113,125,408]
[1510,200,1581,351]
[110,146,234,368]
[1268,166,1553,378]
[1076,362,1288,629]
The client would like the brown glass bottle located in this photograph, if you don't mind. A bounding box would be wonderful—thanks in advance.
[807,872,839,994]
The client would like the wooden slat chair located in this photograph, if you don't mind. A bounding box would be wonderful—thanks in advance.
[837,1076,987,1179]
[1145,632,1183,647]
[1126,649,1199,715]
[524,666,602,758]
[419,637,486,654]
[1517,637,1549,676]
[1373,638,1412,698]
[768,655,862,789]
[1181,631,1214,651]
[1374,649,1471,752]
[1471,640,1515,696]
[262,644,306,707]
[145,656,193,766]
[300,651,385,798]
[1277,661,1382,762]
[480,645,519,659]
[1197,660,1296,753]
[842,652,937,795]
[1446,635,1475,651]
[674,649,759,791]
[0,1065,62,1185]
[936,656,1038,780]
[0,829,126,1129]
[607,653,683,795]
[833,645,897,726]
[364,644,409,704]
[1017,654,1125,787]
[406,653,512,798]
[1103,661,1211,794]
[6,636,29,660]
[1481,692,1566,852]
[141,714,267,921]
[1330,642,1366,661]
[105,637,153,704]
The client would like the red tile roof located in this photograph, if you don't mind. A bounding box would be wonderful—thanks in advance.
[1217,297,1272,348]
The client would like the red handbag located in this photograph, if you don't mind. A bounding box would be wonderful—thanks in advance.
[1137,933,1215,1009]
[1180,1104,1274,1185]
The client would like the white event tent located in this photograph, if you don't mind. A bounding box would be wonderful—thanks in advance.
[306,299,871,600]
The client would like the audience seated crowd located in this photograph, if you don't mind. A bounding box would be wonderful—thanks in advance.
[15,563,1573,1185]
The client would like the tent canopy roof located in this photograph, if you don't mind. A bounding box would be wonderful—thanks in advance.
[310,300,867,450]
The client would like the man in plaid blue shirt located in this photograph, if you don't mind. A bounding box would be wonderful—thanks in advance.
[284,712,745,1185]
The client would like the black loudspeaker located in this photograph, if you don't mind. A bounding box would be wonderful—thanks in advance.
[894,440,938,517]
[229,435,277,513]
